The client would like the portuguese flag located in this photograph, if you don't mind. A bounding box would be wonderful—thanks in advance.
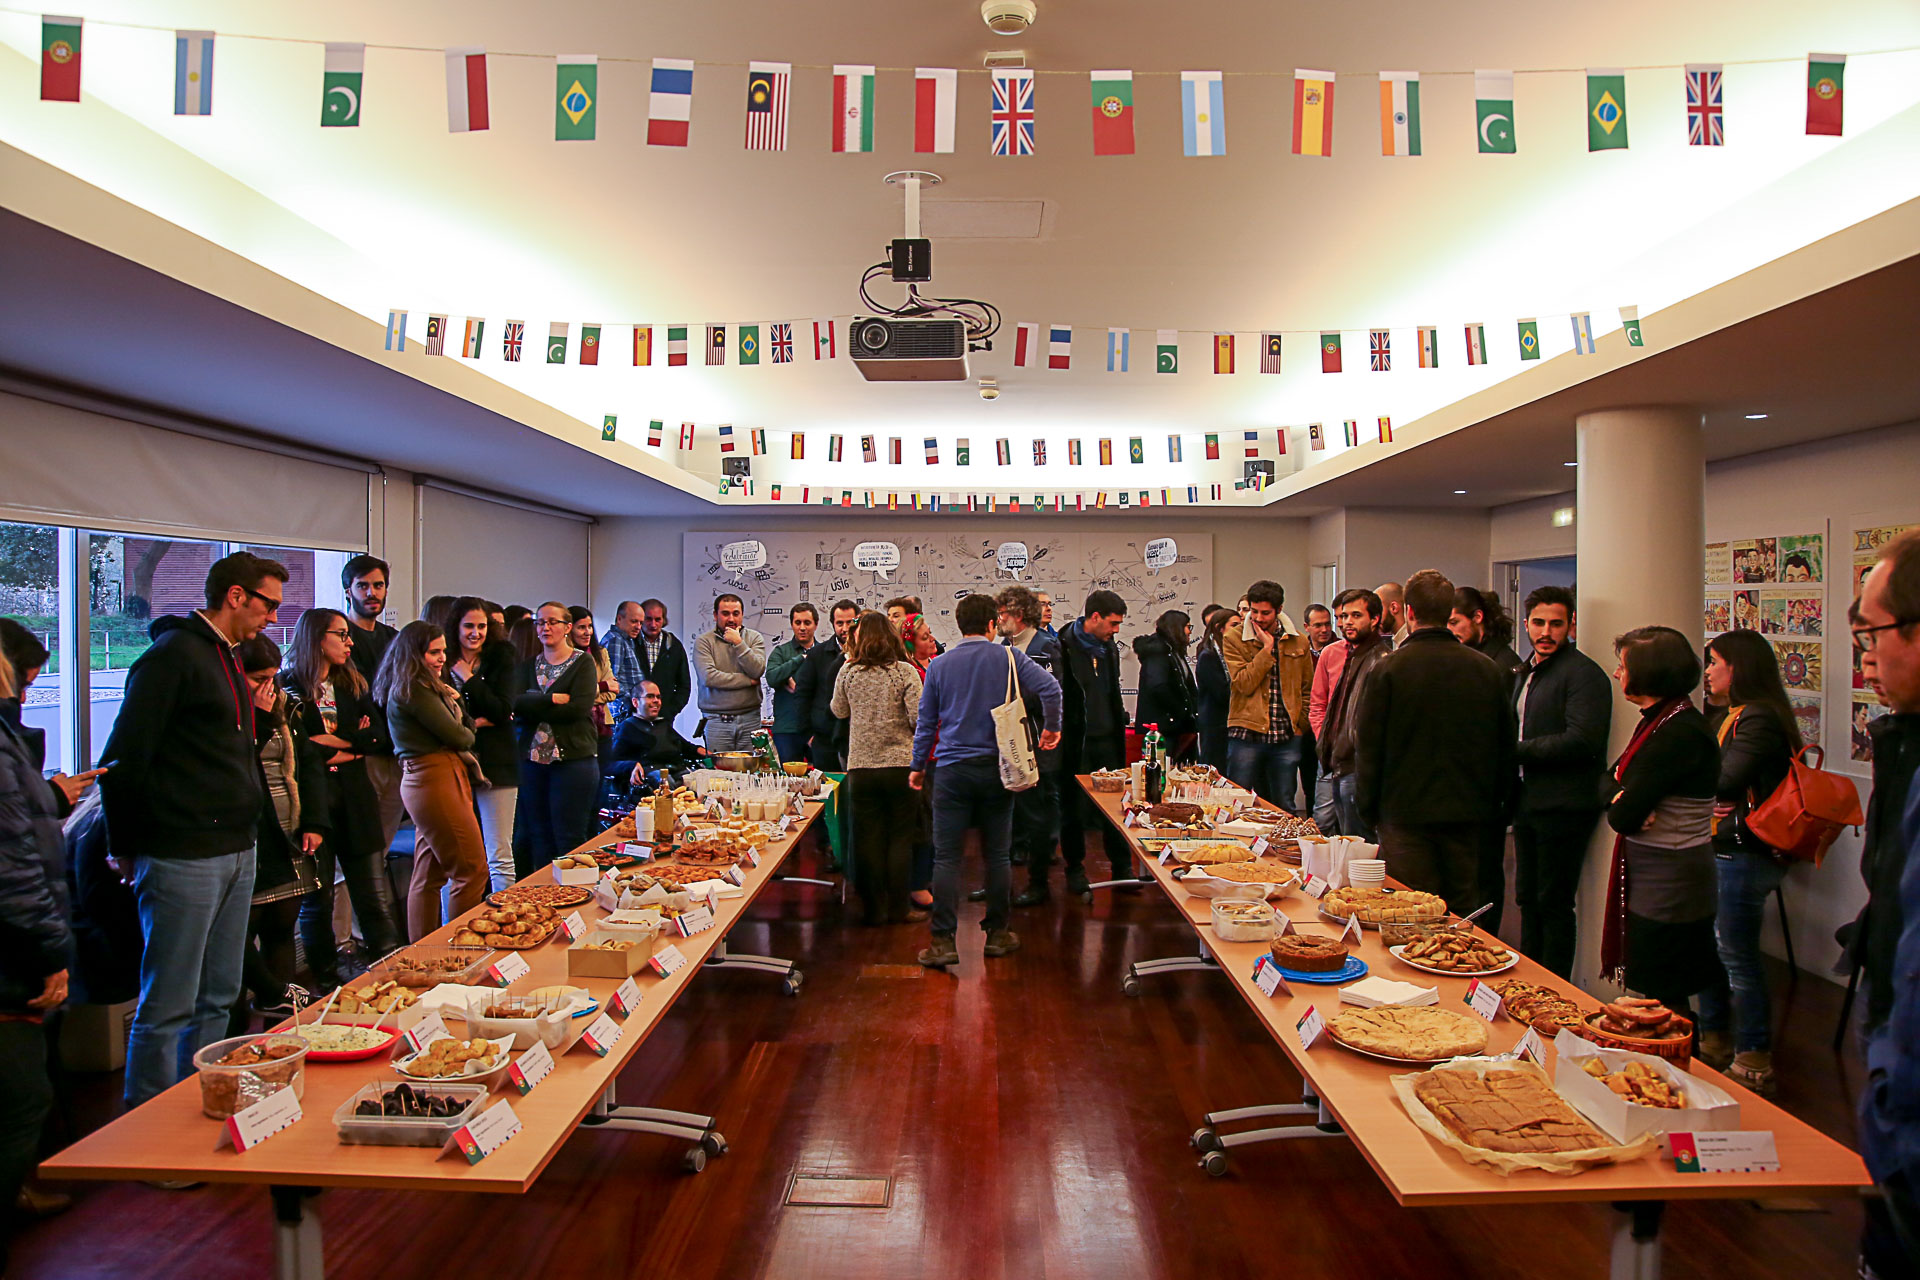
[1806,54,1845,136]
[1090,70,1135,156]
[41,16,82,102]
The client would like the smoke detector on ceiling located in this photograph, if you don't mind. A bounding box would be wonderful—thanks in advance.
[982,0,1037,36]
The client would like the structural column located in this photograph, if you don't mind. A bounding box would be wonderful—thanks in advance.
[1569,406,1704,993]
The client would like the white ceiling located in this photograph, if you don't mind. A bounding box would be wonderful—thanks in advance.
[2,0,1919,514]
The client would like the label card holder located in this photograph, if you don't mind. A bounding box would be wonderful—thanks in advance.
[561,911,588,942]
[487,952,531,986]
[1464,979,1504,1023]
[1297,1004,1325,1050]
[1277,915,1298,936]
[649,943,689,978]
[675,906,717,937]
[402,1010,451,1056]
[1300,874,1329,900]
[1670,1130,1780,1174]
[445,1099,522,1165]
[1513,1026,1546,1065]
[1250,836,1271,856]
[578,1012,623,1057]
[220,1085,303,1152]
[507,1040,554,1094]
[1340,913,1364,946]
[610,976,642,1017]
[1253,955,1293,998]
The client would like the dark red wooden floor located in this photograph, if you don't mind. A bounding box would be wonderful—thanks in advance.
[15,836,1871,1279]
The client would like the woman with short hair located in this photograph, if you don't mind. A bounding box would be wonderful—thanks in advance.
[831,612,923,925]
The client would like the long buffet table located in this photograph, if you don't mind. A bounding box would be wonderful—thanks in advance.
[41,801,824,1277]
[1078,778,1869,1277]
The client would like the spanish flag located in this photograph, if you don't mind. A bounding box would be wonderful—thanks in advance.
[1292,69,1335,157]
[1213,333,1235,375]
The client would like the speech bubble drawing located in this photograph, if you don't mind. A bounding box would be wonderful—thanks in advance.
[1145,537,1179,574]
[997,541,1030,579]
[719,540,766,573]
[853,541,902,580]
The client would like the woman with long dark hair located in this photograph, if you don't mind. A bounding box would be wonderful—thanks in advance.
[282,608,403,982]
[569,605,620,743]
[446,597,519,892]
[1602,626,1727,1027]
[1134,609,1198,760]
[831,612,923,925]
[1450,586,1525,685]
[1195,606,1237,771]
[513,601,601,872]
[378,621,489,938]
[1695,628,1802,1091]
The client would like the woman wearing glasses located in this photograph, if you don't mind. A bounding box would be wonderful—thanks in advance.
[282,609,404,983]
[512,601,601,872]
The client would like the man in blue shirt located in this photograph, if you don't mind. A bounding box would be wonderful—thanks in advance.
[601,601,646,725]
[911,594,1062,968]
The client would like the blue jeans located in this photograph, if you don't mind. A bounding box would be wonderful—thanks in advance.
[930,756,1014,936]
[1227,736,1304,813]
[1312,772,1370,839]
[517,757,602,872]
[125,850,256,1106]
[1695,850,1787,1053]
[772,732,811,771]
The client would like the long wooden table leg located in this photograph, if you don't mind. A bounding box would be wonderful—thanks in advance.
[271,1185,323,1280]
[1608,1200,1664,1280]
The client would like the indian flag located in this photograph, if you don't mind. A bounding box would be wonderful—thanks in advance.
[832,65,875,152]
[1417,326,1439,368]
[1378,72,1420,156]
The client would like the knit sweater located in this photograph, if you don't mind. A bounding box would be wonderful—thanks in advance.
[830,661,922,769]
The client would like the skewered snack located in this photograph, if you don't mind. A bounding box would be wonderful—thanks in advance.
[1321,885,1447,924]
[1493,980,1587,1032]
[1170,841,1254,865]
[1414,1067,1610,1153]
[1397,931,1514,973]
[354,1082,468,1119]
[1328,1007,1489,1061]
[1581,1057,1686,1109]
[488,883,592,909]
[1270,931,1351,973]
[1594,998,1688,1040]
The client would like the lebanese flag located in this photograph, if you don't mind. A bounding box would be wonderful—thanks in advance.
[445,48,489,132]
[1013,322,1040,367]
[915,68,957,153]
[813,318,836,359]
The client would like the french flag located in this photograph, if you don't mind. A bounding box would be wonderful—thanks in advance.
[445,48,488,132]
[1013,321,1040,367]
[923,437,939,464]
[1048,324,1072,370]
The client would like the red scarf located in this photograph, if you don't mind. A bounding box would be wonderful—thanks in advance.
[1600,697,1691,984]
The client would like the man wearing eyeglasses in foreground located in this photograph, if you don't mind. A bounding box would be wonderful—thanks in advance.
[99,552,288,1111]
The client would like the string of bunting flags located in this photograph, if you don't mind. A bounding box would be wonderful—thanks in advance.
[29,15,1875,152]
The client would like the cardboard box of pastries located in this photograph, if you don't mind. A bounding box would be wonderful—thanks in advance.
[567,929,656,978]
[1551,1030,1738,1145]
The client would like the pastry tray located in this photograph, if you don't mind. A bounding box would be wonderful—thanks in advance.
[1388,945,1520,978]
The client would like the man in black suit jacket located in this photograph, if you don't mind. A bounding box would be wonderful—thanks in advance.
[793,599,859,770]
[1510,585,1613,979]
[996,585,1066,905]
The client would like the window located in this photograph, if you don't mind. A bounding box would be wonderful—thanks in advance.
[0,520,62,769]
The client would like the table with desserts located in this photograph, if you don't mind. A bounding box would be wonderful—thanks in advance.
[41,787,829,1279]
[1078,775,1870,1279]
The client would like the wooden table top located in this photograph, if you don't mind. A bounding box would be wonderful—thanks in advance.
[1079,779,1870,1206]
[41,804,822,1194]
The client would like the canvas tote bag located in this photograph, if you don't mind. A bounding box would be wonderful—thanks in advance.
[993,647,1040,792]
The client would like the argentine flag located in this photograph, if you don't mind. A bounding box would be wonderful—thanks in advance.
[175,30,214,116]
[1182,71,1226,157]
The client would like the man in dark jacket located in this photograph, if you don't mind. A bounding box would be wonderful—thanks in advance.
[633,598,693,726]
[1316,588,1392,839]
[1510,584,1613,978]
[99,551,287,1107]
[996,585,1066,904]
[1355,570,1516,914]
[605,681,706,792]
[794,599,859,769]
[1057,591,1131,896]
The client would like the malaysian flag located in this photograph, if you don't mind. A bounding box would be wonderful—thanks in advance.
[744,62,790,151]
[1260,332,1283,374]
[1685,63,1724,147]
[1370,329,1391,371]
[862,435,877,463]
[769,322,794,363]
[991,68,1036,156]
[706,325,726,365]
[1309,422,1326,451]
[502,320,524,362]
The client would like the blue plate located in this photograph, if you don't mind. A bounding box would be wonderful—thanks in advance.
[571,998,598,1019]
[1272,955,1369,985]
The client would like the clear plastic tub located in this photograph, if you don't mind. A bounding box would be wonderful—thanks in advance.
[363,944,496,990]
[332,1082,488,1146]
[192,1033,308,1120]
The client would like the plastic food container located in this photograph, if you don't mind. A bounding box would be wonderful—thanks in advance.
[333,1082,489,1147]
[464,992,584,1050]
[193,1033,309,1120]
[363,944,496,990]
[1210,898,1278,942]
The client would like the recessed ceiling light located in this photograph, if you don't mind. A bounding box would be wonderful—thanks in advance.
[1744,413,1768,420]
[1453,489,1467,495]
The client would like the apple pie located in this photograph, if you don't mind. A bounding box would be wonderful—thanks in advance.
[1328,1006,1488,1061]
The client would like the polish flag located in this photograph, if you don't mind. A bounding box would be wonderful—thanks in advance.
[915,68,957,153]
[445,48,488,132]
[1013,321,1040,368]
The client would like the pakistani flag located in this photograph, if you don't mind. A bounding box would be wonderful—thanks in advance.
[1517,318,1541,361]
[1156,329,1179,373]
[601,415,617,441]
[1473,70,1515,153]
[956,439,971,467]
[322,43,363,126]
[547,321,569,363]
[738,324,761,365]
[1586,69,1628,150]
[1620,305,1644,347]
[555,55,597,141]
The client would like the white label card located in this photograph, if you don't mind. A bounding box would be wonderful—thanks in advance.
[675,906,717,937]
[1514,1026,1546,1065]
[1158,847,1174,865]
[649,943,689,978]
[1253,956,1292,998]
[1251,836,1271,856]
[611,976,642,1017]
[620,841,655,861]
[743,844,761,868]
[1671,1130,1780,1174]
[1465,979,1504,1023]
[1341,913,1364,946]
[1277,915,1298,936]
[1123,810,1140,828]
[508,1040,554,1094]
[562,911,588,941]
[724,866,746,886]
[1297,1004,1325,1050]
[447,1100,522,1165]
[778,814,794,834]
[1301,874,1329,899]
[488,952,531,986]
[579,1011,623,1057]
[402,1010,451,1056]
[221,1084,302,1152]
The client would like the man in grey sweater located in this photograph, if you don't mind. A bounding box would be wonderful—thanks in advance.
[694,593,768,752]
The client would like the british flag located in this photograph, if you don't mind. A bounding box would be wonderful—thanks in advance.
[1369,328,1391,372]
[991,69,1035,156]
[1686,64,1724,147]
[501,320,524,362]
[769,322,794,363]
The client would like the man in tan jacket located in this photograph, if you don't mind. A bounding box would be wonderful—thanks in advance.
[1219,579,1315,812]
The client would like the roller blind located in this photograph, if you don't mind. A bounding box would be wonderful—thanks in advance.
[0,390,371,549]
[416,483,589,608]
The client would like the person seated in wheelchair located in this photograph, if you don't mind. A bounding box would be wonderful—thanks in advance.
[606,680,706,797]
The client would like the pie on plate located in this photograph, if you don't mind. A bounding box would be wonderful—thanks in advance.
[1327,1006,1489,1062]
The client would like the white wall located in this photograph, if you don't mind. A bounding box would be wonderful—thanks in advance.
[1340,507,1496,595]
[1489,493,1578,564]
[413,483,591,613]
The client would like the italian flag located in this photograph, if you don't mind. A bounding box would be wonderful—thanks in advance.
[40,16,82,101]
[832,66,875,152]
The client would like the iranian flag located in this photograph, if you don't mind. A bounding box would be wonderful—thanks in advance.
[1807,54,1845,135]
[40,16,82,101]
[1090,70,1135,155]
[1464,324,1488,366]
[915,68,957,153]
[445,48,489,132]
[832,65,875,152]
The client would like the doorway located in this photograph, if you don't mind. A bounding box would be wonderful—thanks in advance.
[1311,563,1338,612]
[1498,555,1578,628]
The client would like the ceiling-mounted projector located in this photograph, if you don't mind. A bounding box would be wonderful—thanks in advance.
[849,317,970,382]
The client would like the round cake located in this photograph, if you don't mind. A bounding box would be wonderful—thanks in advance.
[1269,931,1351,973]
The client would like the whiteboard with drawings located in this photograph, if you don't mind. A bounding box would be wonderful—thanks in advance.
[680,529,1214,699]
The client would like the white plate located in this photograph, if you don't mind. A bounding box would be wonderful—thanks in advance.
[1388,944,1520,978]
[1327,1035,1484,1066]
[392,1033,517,1084]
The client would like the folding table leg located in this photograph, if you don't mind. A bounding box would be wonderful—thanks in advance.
[1608,1200,1664,1280]
[271,1185,323,1280]
[1124,935,1218,996]
[577,1080,730,1173]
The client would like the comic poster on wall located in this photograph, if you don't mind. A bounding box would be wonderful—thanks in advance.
[1705,528,1825,755]
[1704,593,1731,634]
[1848,523,1913,763]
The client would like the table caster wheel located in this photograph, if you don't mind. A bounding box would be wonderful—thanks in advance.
[702,1132,729,1157]
[1081,891,1095,906]
[683,1147,708,1174]
[1190,1128,1220,1153]
[1200,1150,1229,1178]
[1122,976,1142,998]
[782,971,804,997]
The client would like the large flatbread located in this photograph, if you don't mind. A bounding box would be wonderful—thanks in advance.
[1328,1007,1488,1061]
[1413,1067,1610,1154]
[1172,842,1253,865]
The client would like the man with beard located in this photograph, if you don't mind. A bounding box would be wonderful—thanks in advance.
[341,555,403,856]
